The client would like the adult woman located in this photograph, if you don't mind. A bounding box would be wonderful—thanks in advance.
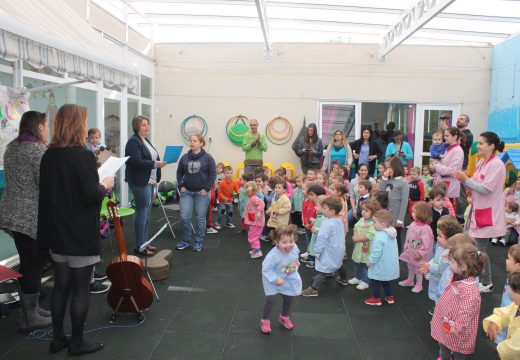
[453,131,506,293]
[350,127,382,177]
[176,134,216,252]
[379,156,409,253]
[125,115,166,256]
[348,164,376,224]
[321,130,353,173]
[384,130,413,166]
[38,104,115,355]
[296,123,323,174]
[503,178,520,244]
[0,111,51,331]
[431,127,464,200]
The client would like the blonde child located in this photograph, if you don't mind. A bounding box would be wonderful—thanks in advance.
[483,272,520,360]
[266,180,291,232]
[216,166,240,229]
[300,185,326,267]
[86,128,103,152]
[244,181,265,259]
[301,196,348,297]
[290,176,305,233]
[399,201,434,293]
[430,132,448,160]
[275,167,293,198]
[431,242,487,359]
[364,209,399,306]
[261,225,301,334]
[215,162,225,186]
[421,165,434,201]
[408,166,425,217]
[419,216,462,315]
[315,170,332,195]
[349,201,379,290]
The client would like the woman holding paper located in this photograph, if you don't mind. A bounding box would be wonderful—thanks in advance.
[125,115,166,256]
[38,104,114,355]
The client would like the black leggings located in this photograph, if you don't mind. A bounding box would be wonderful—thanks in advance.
[12,231,49,294]
[262,294,294,319]
[51,262,93,345]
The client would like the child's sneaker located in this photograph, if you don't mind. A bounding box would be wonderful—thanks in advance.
[364,297,382,306]
[411,285,423,293]
[296,228,306,235]
[398,280,414,287]
[499,238,507,246]
[305,261,315,268]
[225,223,236,229]
[348,277,361,285]
[301,287,318,297]
[479,283,494,293]
[260,235,270,242]
[206,227,218,234]
[260,319,271,334]
[490,238,498,245]
[278,315,293,330]
[214,223,222,230]
[356,281,369,290]
[335,277,349,286]
[424,272,431,280]
[251,250,263,259]
[384,296,395,304]
[300,252,309,260]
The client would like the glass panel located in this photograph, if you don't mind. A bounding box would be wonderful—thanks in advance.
[421,109,454,166]
[0,72,13,87]
[127,99,139,139]
[104,99,122,200]
[320,103,356,146]
[142,104,152,120]
[141,75,152,99]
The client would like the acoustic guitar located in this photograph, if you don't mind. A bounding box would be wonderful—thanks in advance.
[105,200,153,321]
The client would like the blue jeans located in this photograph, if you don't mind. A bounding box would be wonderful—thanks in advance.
[370,280,393,299]
[129,183,154,249]
[217,202,233,225]
[353,262,368,283]
[179,190,210,245]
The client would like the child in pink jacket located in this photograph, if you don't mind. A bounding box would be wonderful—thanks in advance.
[399,201,434,293]
[244,181,266,259]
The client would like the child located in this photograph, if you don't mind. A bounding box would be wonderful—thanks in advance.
[352,180,372,223]
[86,128,103,152]
[334,183,349,232]
[483,272,520,360]
[216,166,240,229]
[364,209,399,306]
[260,225,302,334]
[275,167,293,198]
[290,176,305,234]
[244,181,265,258]
[350,201,379,290]
[489,245,520,344]
[430,188,450,243]
[404,165,410,183]
[431,242,487,359]
[237,172,254,234]
[300,184,325,266]
[301,196,348,297]
[306,195,327,269]
[463,190,472,228]
[377,163,385,177]
[215,162,225,186]
[399,201,434,293]
[492,202,520,246]
[340,166,350,193]
[372,190,389,210]
[408,166,425,216]
[419,215,463,315]
[306,169,317,184]
[430,132,448,160]
[431,182,455,216]
[266,181,292,233]
[315,170,332,195]
[421,165,434,201]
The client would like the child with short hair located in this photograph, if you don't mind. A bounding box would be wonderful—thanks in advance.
[275,167,293,198]
[260,225,302,334]
[373,190,389,210]
[244,181,265,259]
[300,184,325,266]
[421,165,434,202]
[398,201,434,293]
[290,176,305,234]
[216,166,240,229]
[408,166,425,216]
[430,132,448,160]
[431,242,487,359]
[86,128,103,152]
[431,182,455,216]
[353,180,372,223]
[419,215,463,315]
[364,209,399,306]
[305,195,327,269]
[483,272,520,360]
[215,162,225,186]
[430,188,450,243]
[237,172,254,234]
[492,202,520,246]
[266,181,292,232]
[306,169,317,183]
[315,170,332,195]
[349,201,379,290]
[301,196,348,297]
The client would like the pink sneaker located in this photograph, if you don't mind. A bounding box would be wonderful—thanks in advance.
[411,285,423,293]
[398,280,414,287]
[278,315,294,330]
[260,319,271,334]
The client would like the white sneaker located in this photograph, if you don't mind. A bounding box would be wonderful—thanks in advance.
[499,238,507,246]
[296,228,306,235]
[225,223,236,229]
[214,223,222,230]
[479,283,494,293]
[206,227,218,234]
[491,238,498,245]
[300,252,309,260]
[251,250,263,259]
[348,277,361,285]
[356,281,369,290]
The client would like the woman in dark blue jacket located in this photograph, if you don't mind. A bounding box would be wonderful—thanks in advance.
[350,127,382,177]
[125,115,166,256]
[176,133,216,252]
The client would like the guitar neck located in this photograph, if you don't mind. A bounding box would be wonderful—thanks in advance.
[113,217,128,260]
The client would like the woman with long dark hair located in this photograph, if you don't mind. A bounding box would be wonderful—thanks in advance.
[296,123,323,174]
[0,111,51,331]
[350,127,382,177]
[38,104,115,355]
[321,129,353,173]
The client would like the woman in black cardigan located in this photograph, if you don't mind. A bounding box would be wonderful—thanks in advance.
[38,104,114,355]
[125,115,166,256]
[350,127,382,177]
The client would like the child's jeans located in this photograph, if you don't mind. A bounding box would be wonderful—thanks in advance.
[248,225,262,251]
[370,280,393,298]
[217,202,233,225]
[353,262,369,283]
[291,211,303,228]
[312,266,347,290]
[439,343,467,360]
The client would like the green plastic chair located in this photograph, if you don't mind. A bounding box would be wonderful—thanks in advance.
[100,195,135,251]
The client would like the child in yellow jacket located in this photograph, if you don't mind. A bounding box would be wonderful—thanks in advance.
[483,272,520,360]
[266,181,291,230]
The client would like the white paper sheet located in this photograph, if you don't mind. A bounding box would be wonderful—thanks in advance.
[97,156,129,180]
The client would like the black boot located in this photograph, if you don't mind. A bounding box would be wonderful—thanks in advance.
[68,341,103,356]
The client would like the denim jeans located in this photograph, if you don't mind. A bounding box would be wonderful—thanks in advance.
[353,262,369,283]
[180,190,210,245]
[217,202,233,225]
[129,183,154,249]
[370,280,393,299]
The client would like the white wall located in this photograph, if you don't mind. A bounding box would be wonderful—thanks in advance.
[154,42,492,180]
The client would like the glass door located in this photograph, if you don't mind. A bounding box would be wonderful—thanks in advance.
[318,101,362,146]
[414,104,460,167]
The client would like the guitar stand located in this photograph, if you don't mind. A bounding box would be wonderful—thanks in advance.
[143,257,160,301]
[110,288,144,323]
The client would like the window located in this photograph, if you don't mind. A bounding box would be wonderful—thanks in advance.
[319,102,359,147]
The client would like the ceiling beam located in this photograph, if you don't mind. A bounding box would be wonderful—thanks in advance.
[378,0,455,61]
[254,0,272,58]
